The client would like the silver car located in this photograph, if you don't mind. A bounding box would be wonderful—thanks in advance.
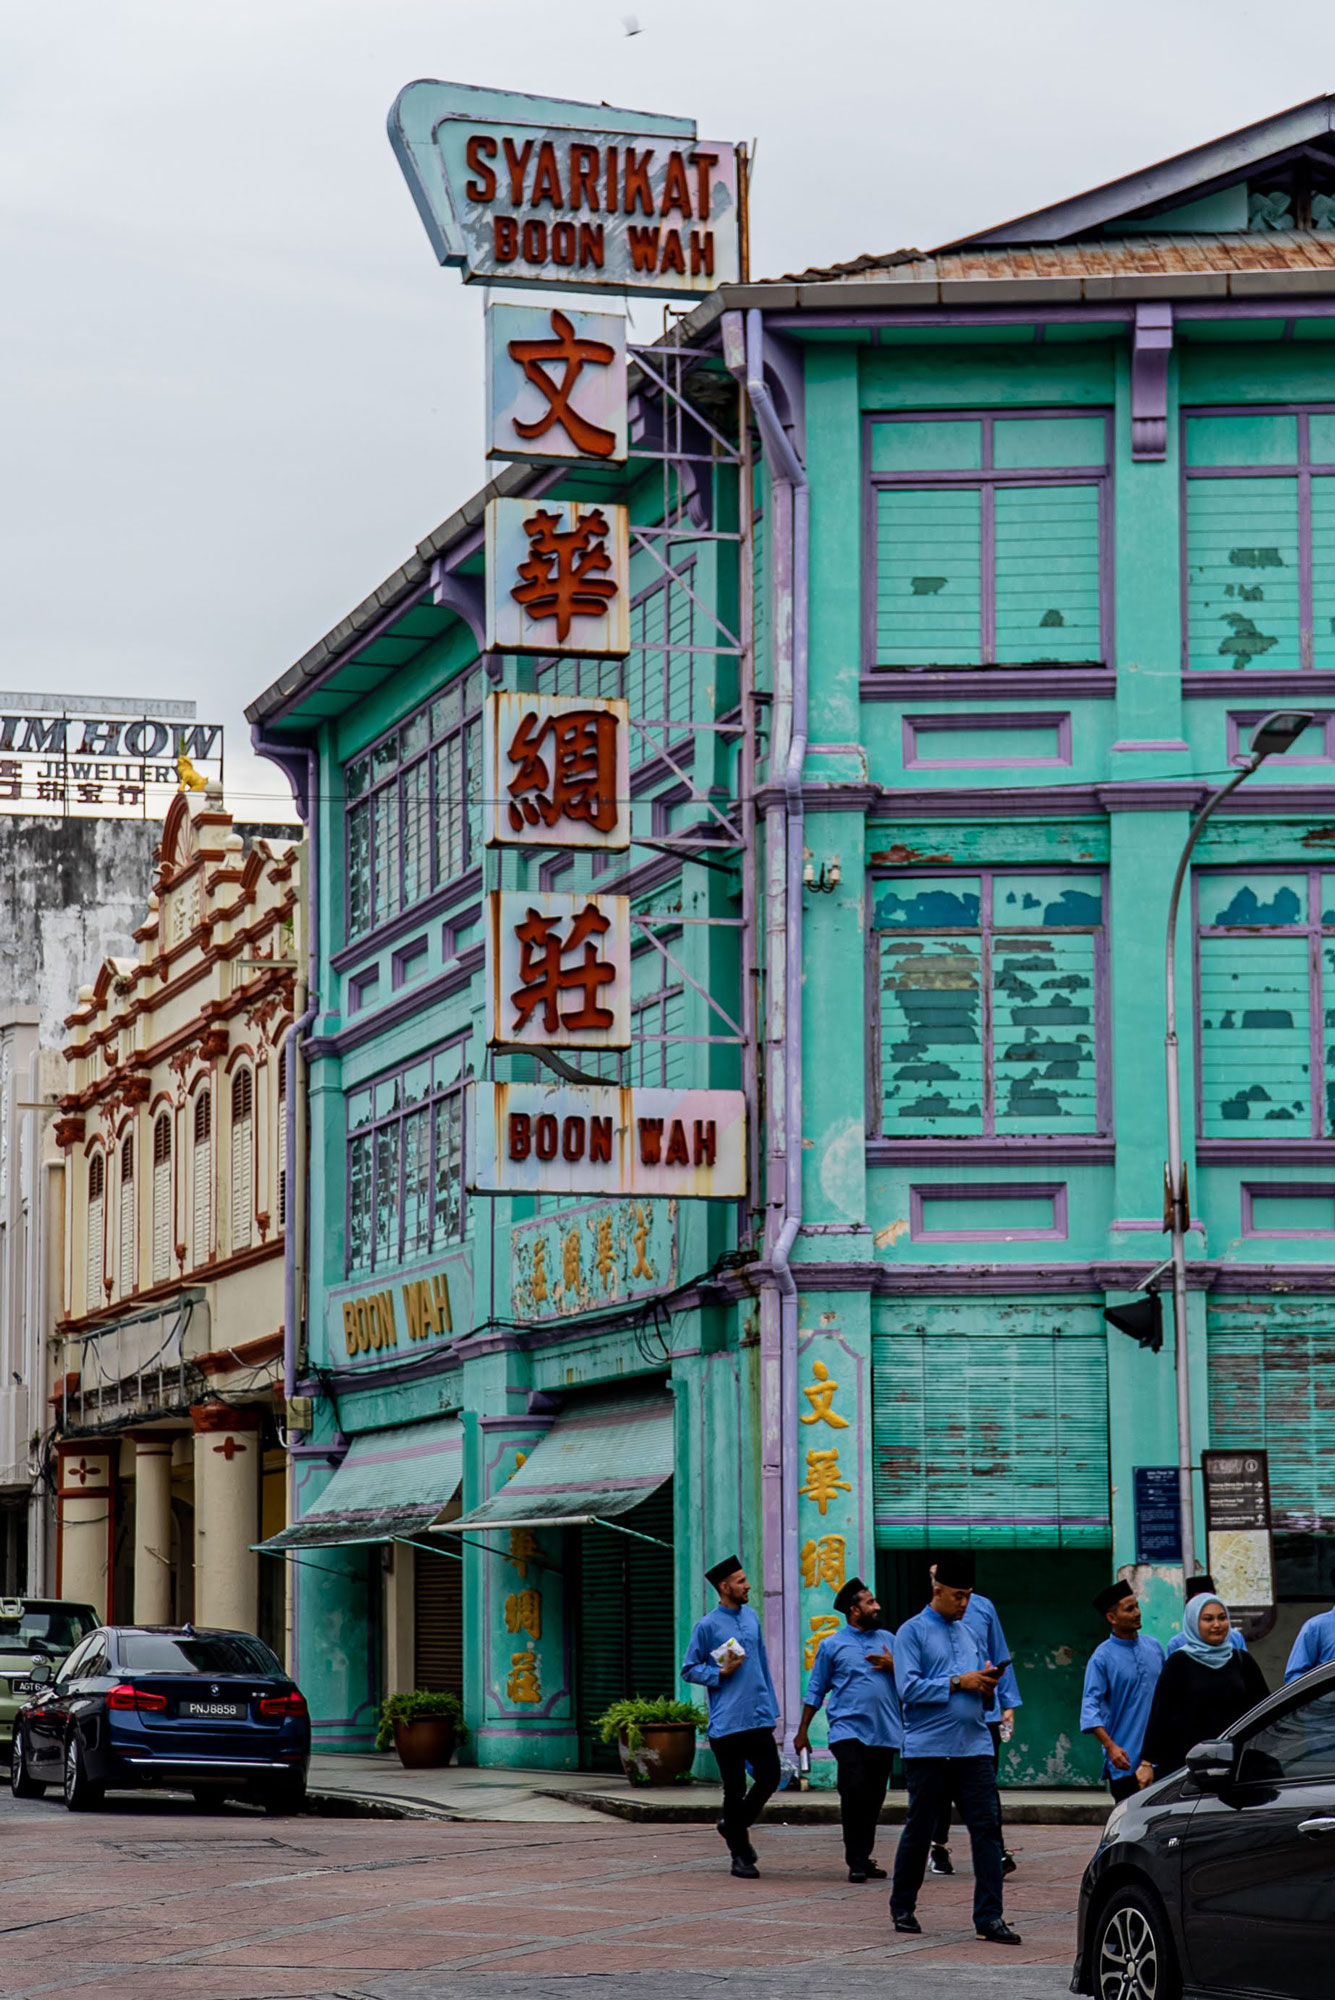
[0,1598,98,1746]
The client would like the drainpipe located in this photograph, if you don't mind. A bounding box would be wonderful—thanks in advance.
[737,309,808,1739]
[251,737,318,1404]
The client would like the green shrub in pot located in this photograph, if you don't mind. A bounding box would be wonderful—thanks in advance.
[592,1695,705,1752]
[375,1689,469,1752]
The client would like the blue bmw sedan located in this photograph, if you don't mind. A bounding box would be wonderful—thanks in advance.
[8,1624,309,1813]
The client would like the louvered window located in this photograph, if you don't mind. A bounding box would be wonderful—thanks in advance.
[872,1317,1110,1547]
[85,1150,105,1314]
[869,413,1108,671]
[1197,868,1335,1139]
[535,567,696,769]
[152,1112,172,1282]
[277,1051,288,1231]
[345,1037,468,1276]
[191,1088,212,1267]
[1185,408,1335,672]
[345,667,482,941]
[230,1067,253,1251]
[118,1134,136,1299]
[1210,1315,1335,1530]
[871,870,1107,1138]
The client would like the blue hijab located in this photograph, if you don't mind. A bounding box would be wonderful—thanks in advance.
[1181,1595,1234,1670]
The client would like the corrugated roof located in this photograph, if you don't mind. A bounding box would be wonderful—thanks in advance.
[784,231,1335,285]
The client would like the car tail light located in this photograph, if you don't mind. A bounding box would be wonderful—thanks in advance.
[106,1683,168,1713]
[258,1690,308,1719]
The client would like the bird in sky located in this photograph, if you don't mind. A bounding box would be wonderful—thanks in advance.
[622,13,643,33]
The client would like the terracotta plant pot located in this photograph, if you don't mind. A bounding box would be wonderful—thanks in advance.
[617,1721,698,1787]
[392,1716,457,1769]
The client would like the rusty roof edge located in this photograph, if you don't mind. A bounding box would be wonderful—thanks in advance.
[246,295,728,730]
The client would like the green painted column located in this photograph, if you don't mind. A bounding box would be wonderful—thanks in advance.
[805,346,862,767]
[800,808,868,1230]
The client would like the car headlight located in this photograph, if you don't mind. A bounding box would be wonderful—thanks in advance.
[1102,1799,1129,1843]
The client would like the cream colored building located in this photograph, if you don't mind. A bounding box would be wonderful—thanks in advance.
[53,787,299,1646]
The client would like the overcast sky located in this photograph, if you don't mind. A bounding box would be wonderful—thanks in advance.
[2,1,1329,815]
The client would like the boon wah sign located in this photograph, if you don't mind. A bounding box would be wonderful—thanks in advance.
[389,79,741,295]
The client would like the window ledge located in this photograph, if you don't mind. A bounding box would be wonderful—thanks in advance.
[1197,1138,1335,1165]
[332,871,483,971]
[867,1138,1114,1166]
[861,668,1114,701]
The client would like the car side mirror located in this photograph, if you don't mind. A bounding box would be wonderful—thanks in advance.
[1185,1738,1235,1788]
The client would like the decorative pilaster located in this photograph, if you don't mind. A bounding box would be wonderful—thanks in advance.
[56,1439,116,1620]
[191,1404,261,1632]
[129,1430,175,1625]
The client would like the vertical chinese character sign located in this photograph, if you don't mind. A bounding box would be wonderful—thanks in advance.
[483,692,630,850]
[486,891,631,1050]
[487,304,627,465]
[486,499,630,657]
[796,1337,866,1732]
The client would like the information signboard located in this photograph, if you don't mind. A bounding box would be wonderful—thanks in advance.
[1133,1466,1182,1565]
[1203,1448,1277,1640]
[468,1082,745,1198]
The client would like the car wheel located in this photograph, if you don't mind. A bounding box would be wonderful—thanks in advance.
[260,1775,307,1817]
[1093,1886,1180,2000]
[10,1732,45,1799]
[63,1733,104,1813]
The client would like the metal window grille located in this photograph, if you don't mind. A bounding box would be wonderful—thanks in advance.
[345,1037,469,1276]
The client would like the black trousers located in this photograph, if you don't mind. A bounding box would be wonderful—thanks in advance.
[892,1754,1005,1930]
[709,1727,781,1854]
[932,1718,1006,1844]
[1108,1772,1140,1802]
[831,1738,895,1868]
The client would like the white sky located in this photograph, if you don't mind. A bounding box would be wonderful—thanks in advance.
[2,0,1329,814]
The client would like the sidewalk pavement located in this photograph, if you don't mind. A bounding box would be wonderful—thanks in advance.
[307,1752,1110,1826]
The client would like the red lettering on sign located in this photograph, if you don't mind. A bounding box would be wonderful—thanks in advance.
[530,140,564,209]
[551,221,576,266]
[627,226,660,273]
[659,229,686,275]
[660,151,693,218]
[666,1119,690,1165]
[638,1118,663,1165]
[622,146,654,215]
[569,143,600,211]
[690,231,715,278]
[605,146,618,212]
[689,150,717,218]
[509,1113,532,1161]
[536,1114,559,1161]
[503,137,533,205]
[579,222,605,269]
[522,218,548,263]
[590,1116,613,1164]
[693,1120,716,1167]
[494,215,519,264]
[562,1117,585,1162]
[465,134,498,202]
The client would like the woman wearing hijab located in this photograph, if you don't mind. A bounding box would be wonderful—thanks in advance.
[1135,1595,1269,1788]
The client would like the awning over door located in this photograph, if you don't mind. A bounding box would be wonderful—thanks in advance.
[255,1417,463,1552]
[440,1393,673,1534]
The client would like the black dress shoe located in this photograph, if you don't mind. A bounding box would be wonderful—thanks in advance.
[717,1819,757,1864]
[891,1912,922,1934]
[848,1867,868,1882]
[731,1854,760,1879]
[976,1918,1022,1945]
[864,1861,888,1879]
[1001,1849,1017,1875]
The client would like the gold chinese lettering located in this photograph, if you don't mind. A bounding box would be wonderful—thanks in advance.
[506,1649,542,1704]
[531,1238,549,1304]
[799,1447,851,1518]
[630,1202,655,1281]
[593,1213,616,1291]
[800,1534,847,1591]
[508,1527,541,1579]
[504,1589,543,1642]
[801,1357,849,1429]
[804,1615,840,1669]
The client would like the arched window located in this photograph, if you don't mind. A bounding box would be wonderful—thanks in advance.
[86,1150,105,1313]
[152,1111,172,1283]
[191,1088,212,1267]
[230,1067,253,1252]
[118,1132,136,1299]
[277,1049,288,1231]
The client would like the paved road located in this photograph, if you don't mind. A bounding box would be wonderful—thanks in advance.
[0,1788,1090,1999]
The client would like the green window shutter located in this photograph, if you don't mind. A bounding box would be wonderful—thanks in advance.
[1186,477,1300,671]
[993,485,1101,664]
[1199,936,1311,1136]
[1311,476,1335,672]
[876,488,982,667]
[872,1330,1109,1548]
[1210,1326,1335,1530]
[992,931,1098,1134]
[879,934,984,1135]
[413,1547,463,1694]
[575,1484,676,1769]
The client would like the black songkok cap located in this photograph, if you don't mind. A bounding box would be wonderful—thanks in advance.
[834,1577,868,1617]
[1184,1574,1216,1602]
[706,1553,743,1591]
[931,1550,976,1589]
[1093,1580,1136,1616]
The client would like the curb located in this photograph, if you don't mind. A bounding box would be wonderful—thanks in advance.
[305,1787,461,1823]
[539,1789,1110,1827]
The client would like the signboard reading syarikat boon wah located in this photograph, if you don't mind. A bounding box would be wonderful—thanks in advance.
[388,79,740,295]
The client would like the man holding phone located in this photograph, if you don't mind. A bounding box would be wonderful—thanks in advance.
[889,1550,1020,1946]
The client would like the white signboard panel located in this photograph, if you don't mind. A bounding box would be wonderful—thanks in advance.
[483,691,630,851]
[468,1083,745,1198]
[0,702,222,820]
[487,304,627,466]
[485,498,630,658]
[486,891,631,1050]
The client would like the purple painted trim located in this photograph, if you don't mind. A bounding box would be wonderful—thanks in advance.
[901,710,1072,771]
[347,968,379,1015]
[769,308,1137,332]
[329,874,482,972]
[391,935,430,989]
[1240,1180,1335,1236]
[869,1138,1114,1165]
[1199,1139,1335,1164]
[1111,739,1190,753]
[1112,1216,1206,1236]
[306,947,482,1060]
[862,670,1114,701]
[1131,304,1172,461]
[872,785,1103,819]
[909,1180,1068,1242]
[1183,674,1335,699]
[1226,711,1335,766]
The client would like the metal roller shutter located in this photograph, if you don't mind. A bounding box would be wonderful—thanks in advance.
[414,1547,463,1693]
[872,1325,1110,1548]
[575,1482,676,1770]
[1210,1322,1335,1531]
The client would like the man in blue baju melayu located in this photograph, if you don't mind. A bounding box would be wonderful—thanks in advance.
[925,1562,1024,1879]
[889,1550,1020,1946]
[793,1575,901,1882]
[1080,1578,1164,1801]
[681,1553,780,1879]
[1285,1602,1335,1682]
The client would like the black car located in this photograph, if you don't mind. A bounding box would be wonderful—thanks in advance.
[1072,1659,1335,2000]
[8,1623,310,1814]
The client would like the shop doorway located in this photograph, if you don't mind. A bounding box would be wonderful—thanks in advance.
[575,1483,675,1770]
[414,1545,463,1694]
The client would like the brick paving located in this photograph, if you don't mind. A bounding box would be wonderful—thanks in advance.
[0,1792,1092,1999]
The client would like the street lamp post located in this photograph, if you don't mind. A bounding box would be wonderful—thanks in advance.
[1163,710,1313,1573]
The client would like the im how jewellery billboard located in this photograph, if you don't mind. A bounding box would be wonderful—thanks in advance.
[0,696,223,818]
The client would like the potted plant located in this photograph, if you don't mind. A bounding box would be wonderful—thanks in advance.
[593,1696,705,1786]
[375,1690,469,1769]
